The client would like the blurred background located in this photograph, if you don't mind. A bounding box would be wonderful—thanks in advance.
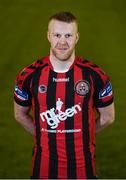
[0,0,126,178]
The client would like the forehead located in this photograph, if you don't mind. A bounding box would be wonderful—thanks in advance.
[48,20,78,34]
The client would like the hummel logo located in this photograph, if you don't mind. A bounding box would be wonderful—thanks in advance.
[53,77,69,82]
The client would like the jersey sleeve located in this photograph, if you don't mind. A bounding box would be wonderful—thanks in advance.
[93,71,114,108]
[14,68,33,106]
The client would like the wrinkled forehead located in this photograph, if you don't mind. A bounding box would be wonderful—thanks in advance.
[48,20,78,34]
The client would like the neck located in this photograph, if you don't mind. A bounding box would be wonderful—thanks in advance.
[49,51,75,73]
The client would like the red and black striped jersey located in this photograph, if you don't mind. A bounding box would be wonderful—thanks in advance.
[14,56,113,179]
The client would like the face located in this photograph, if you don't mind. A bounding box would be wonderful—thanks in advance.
[47,20,79,61]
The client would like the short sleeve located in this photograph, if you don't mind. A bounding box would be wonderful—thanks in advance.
[14,69,32,106]
[93,72,113,108]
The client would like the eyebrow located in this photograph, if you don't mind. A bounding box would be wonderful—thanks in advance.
[52,32,73,35]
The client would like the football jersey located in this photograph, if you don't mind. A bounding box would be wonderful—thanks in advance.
[14,56,113,179]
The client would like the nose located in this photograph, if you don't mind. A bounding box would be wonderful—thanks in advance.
[59,36,66,44]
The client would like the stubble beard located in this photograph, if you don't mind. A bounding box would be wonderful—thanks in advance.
[51,48,75,61]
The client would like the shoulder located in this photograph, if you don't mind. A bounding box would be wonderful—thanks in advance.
[16,57,48,78]
[15,57,49,86]
[76,56,104,73]
[76,56,109,81]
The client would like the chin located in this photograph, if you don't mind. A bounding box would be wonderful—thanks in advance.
[56,55,71,61]
[55,52,73,61]
[52,49,73,61]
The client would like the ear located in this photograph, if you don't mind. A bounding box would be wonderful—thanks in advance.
[75,32,80,44]
[47,31,51,42]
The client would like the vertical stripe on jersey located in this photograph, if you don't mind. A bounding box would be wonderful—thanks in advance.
[82,67,94,178]
[55,73,67,179]
[46,70,58,179]
[74,65,86,179]
[20,72,35,106]
[31,67,42,178]
[38,65,50,178]
[65,69,77,179]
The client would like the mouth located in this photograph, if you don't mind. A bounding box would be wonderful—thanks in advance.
[57,47,69,52]
[57,48,68,55]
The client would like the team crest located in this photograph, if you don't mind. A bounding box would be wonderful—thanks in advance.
[75,80,90,96]
[39,85,47,93]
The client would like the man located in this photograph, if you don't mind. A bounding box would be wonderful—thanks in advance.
[14,12,115,179]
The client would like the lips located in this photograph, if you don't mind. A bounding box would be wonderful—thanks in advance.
[56,44,69,50]
[57,46,69,50]
[57,48,68,50]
